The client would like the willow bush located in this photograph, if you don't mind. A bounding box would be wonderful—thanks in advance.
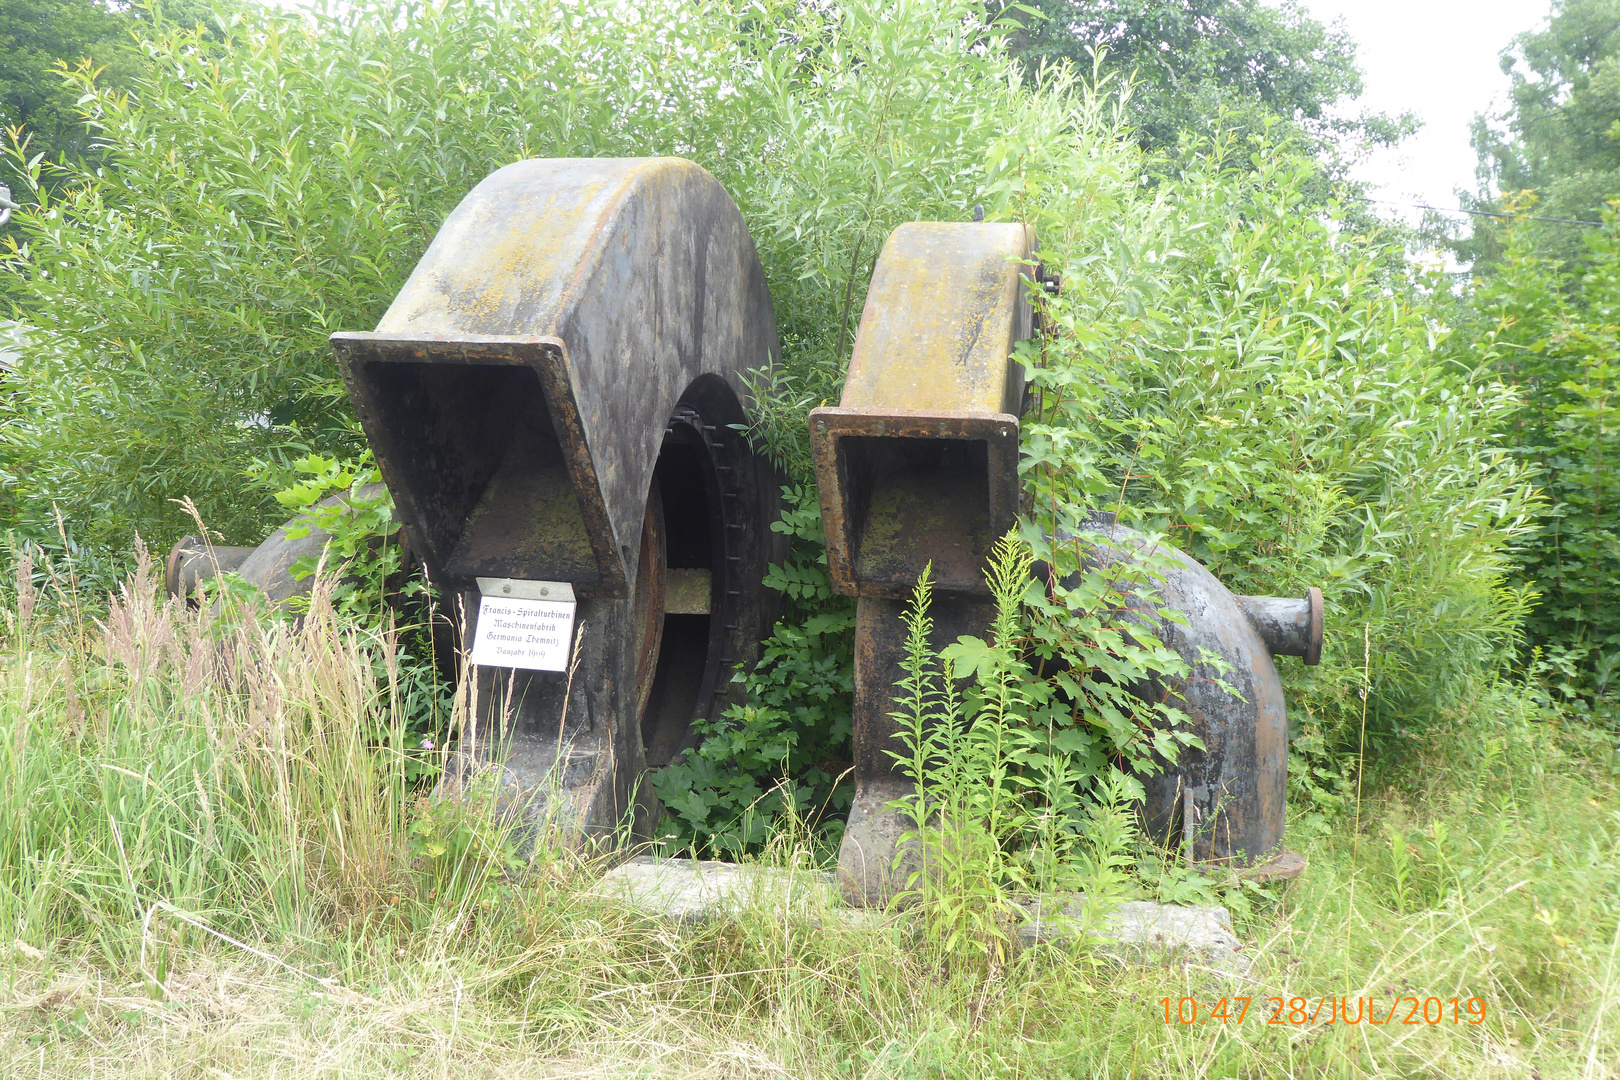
[1019,138,1539,804]
[0,0,1098,547]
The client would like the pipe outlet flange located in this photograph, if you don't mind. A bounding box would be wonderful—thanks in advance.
[163,481,395,608]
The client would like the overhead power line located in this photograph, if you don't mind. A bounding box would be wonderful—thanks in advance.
[1352,195,1604,228]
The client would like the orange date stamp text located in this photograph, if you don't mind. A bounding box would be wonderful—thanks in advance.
[1160,996,1487,1026]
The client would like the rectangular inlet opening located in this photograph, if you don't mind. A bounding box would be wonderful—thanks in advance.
[348,360,599,587]
[837,435,992,592]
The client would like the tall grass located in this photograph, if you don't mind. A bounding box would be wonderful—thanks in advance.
[1,552,1616,1077]
[0,543,421,961]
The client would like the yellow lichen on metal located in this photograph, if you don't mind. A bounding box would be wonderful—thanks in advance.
[334,154,779,602]
[375,160,675,339]
[841,222,1035,414]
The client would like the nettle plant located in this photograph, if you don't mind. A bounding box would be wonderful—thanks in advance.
[264,452,401,616]
[654,484,856,857]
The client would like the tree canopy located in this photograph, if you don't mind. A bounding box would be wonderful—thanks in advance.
[1,0,134,170]
[1469,0,1620,262]
[1003,0,1410,164]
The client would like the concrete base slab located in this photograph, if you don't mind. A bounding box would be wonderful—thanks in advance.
[594,856,1250,974]
[594,856,843,923]
[1017,895,1249,975]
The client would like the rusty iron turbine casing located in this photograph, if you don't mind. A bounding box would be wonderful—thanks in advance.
[810,222,1038,904]
[321,157,787,845]
[811,221,1315,905]
[1049,515,1319,876]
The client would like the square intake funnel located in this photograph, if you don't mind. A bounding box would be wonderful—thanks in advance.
[810,222,1037,598]
[335,335,622,595]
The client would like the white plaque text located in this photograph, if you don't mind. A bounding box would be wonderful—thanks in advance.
[470,592,577,672]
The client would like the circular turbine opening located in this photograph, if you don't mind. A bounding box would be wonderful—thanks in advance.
[638,404,735,767]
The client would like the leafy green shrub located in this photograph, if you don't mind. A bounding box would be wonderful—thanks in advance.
[405,774,526,914]
[258,452,400,612]
[653,485,855,856]
[1020,135,1539,761]
[1455,198,1619,721]
[653,614,854,857]
[886,541,1169,965]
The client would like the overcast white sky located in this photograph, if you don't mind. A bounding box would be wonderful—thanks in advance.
[1276,0,1555,229]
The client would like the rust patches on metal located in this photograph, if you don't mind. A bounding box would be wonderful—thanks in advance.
[1306,586,1323,666]
[531,339,630,595]
[814,223,1034,604]
[1235,589,1325,665]
[632,483,666,730]
[332,335,629,597]
[1053,514,1313,871]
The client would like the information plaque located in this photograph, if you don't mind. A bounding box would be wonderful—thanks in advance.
[469,578,578,672]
